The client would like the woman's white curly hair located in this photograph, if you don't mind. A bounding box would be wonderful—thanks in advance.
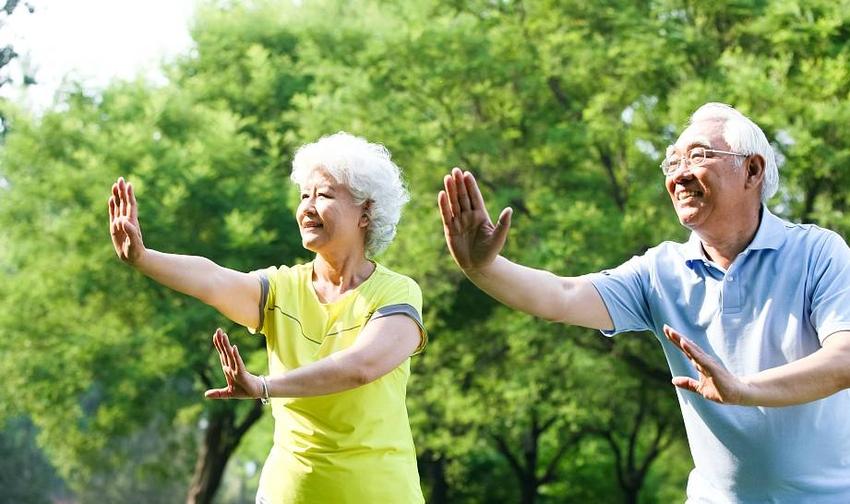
[290,132,410,256]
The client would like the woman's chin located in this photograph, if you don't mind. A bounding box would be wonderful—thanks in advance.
[301,237,323,253]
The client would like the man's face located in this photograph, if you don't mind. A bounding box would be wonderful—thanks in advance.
[664,119,752,233]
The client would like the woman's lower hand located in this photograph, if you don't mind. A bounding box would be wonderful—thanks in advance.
[205,328,264,400]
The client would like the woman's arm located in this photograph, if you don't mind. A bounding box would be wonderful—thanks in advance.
[109,177,261,330]
[204,316,422,400]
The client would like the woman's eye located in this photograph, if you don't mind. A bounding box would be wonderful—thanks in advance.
[300,194,309,199]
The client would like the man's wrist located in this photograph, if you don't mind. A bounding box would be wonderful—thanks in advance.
[463,256,500,281]
[737,377,759,406]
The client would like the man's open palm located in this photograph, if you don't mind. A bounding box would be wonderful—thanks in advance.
[437,168,512,272]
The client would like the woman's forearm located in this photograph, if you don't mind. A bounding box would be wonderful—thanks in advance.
[134,249,261,329]
[265,352,373,398]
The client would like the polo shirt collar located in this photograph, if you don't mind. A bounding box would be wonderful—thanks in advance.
[683,205,786,268]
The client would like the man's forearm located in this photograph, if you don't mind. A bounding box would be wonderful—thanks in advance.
[465,256,612,330]
[741,337,850,407]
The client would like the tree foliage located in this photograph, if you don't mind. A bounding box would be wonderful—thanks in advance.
[3,0,850,502]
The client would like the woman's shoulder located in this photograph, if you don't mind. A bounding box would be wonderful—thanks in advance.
[371,263,422,293]
[256,261,313,285]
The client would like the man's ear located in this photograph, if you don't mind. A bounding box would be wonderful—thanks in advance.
[745,154,765,191]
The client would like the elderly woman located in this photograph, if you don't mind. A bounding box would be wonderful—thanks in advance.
[108,132,426,503]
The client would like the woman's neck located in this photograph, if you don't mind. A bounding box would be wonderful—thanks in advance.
[312,252,375,302]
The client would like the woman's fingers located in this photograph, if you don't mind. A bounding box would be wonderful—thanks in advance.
[232,345,246,371]
[204,387,232,399]
[128,183,138,222]
[463,171,485,212]
[213,330,226,370]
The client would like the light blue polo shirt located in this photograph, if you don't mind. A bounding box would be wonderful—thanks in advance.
[589,206,850,503]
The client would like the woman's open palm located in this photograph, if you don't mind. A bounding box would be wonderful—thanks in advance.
[108,177,145,264]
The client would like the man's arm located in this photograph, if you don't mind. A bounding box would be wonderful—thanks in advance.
[438,168,612,330]
[466,256,613,330]
[205,315,422,399]
[665,326,850,407]
[109,177,261,330]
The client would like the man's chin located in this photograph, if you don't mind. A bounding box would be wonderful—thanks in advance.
[676,209,701,229]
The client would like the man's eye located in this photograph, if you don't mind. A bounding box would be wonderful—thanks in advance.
[666,157,681,168]
[300,194,309,199]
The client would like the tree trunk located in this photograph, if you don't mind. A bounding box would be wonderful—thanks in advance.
[186,403,264,504]
[622,480,639,504]
[420,453,449,503]
[520,475,538,504]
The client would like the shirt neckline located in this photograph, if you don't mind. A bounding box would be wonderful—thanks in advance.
[307,260,380,306]
[684,205,787,269]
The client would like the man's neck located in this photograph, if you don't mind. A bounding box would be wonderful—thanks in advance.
[698,206,763,270]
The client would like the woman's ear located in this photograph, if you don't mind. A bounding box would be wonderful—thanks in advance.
[359,201,371,228]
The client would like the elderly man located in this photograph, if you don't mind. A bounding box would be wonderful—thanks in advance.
[438,103,850,503]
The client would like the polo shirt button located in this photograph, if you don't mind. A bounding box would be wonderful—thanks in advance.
[727,276,734,282]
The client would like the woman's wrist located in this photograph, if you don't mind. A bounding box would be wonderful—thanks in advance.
[259,375,270,404]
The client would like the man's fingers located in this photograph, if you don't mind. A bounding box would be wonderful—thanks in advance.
[664,325,692,356]
[453,168,472,211]
[437,191,455,231]
[444,173,461,217]
[672,376,700,393]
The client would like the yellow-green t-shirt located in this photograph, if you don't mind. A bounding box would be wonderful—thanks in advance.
[251,261,426,504]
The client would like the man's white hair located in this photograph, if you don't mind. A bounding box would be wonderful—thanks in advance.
[688,102,779,202]
[290,132,409,257]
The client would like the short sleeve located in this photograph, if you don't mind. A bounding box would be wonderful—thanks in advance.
[587,255,654,336]
[368,277,428,355]
[249,265,280,336]
[809,231,850,343]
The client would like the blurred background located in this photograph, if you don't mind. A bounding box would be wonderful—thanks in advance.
[2,0,849,502]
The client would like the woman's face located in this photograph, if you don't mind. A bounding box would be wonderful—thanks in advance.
[296,168,368,256]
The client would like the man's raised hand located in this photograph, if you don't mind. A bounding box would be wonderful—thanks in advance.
[437,168,512,272]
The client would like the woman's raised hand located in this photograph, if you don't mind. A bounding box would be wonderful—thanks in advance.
[438,168,512,272]
[108,177,145,264]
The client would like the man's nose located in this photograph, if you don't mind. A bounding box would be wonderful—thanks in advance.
[668,162,694,181]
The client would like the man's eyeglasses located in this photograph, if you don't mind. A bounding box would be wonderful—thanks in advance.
[660,147,748,176]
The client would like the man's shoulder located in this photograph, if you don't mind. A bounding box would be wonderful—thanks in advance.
[633,240,691,261]
[779,220,847,250]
